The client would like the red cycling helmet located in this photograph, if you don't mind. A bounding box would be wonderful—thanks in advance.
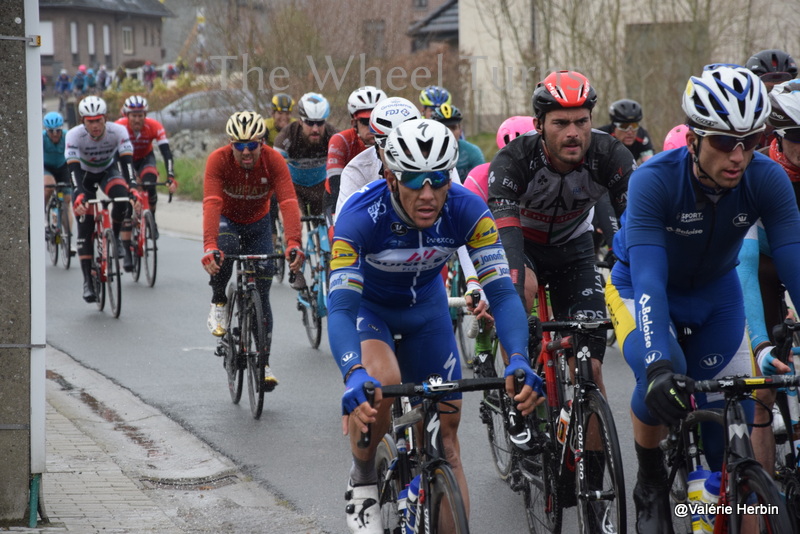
[532,70,597,119]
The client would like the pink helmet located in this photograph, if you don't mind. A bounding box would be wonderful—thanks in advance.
[496,116,534,149]
[663,124,689,151]
[78,64,87,73]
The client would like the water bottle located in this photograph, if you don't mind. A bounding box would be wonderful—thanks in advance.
[556,401,572,445]
[687,467,711,533]
[699,471,722,532]
[404,475,420,533]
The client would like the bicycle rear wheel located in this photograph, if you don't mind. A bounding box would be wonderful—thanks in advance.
[244,291,267,419]
[143,211,158,287]
[46,202,59,266]
[93,231,106,311]
[59,206,72,269]
[375,434,403,533]
[477,351,514,479]
[428,464,470,534]
[574,389,626,534]
[522,441,561,534]
[299,287,322,349]
[131,215,142,282]
[732,463,793,532]
[224,284,244,404]
[103,228,122,318]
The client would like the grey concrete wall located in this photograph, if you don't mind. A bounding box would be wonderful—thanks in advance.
[0,0,32,523]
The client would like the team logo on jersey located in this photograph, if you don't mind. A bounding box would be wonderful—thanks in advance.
[468,217,498,248]
[732,213,750,227]
[341,352,357,366]
[391,222,407,235]
[331,240,358,269]
[368,199,386,223]
[699,353,724,369]
[644,350,662,366]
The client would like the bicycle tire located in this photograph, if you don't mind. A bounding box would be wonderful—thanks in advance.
[143,210,157,287]
[574,389,626,534]
[730,463,793,533]
[224,283,243,404]
[274,216,286,283]
[478,352,514,479]
[375,434,403,534]
[427,464,470,534]
[103,228,122,318]
[783,473,800,532]
[244,290,267,419]
[46,202,59,266]
[93,230,106,311]
[59,206,72,269]
[522,442,561,534]
[131,217,142,282]
[300,287,322,349]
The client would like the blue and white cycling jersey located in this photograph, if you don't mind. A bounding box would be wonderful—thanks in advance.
[328,180,529,378]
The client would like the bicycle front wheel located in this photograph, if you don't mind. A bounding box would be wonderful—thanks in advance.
[731,463,793,533]
[93,230,106,311]
[46,202,59,266]
[244,291,267,419]
[299,287,322,349]
[224,284,243,404]
[274,215,286,283]
[375,434,403,533]
[574,389,626,534]
[59,206,71,269]
[428,464,470,534]
[131,216,142,282]
[143,211,158,287]
[103,229,122,318]
[477,352,514,479]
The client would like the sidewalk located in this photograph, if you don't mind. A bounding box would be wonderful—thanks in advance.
[14,204,327,533]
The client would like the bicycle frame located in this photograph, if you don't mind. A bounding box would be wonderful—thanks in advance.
[297,215,330,317]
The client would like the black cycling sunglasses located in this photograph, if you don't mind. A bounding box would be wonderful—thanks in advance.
[776,127,800,143]
[303,119,325,127]
[357,118,371,126]
[691,127,763,153]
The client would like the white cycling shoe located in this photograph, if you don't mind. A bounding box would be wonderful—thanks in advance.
[345,480,382,533]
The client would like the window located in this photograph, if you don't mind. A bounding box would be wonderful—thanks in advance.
[40,21,54,56]
[103,24,111,64]
[70,21,78,65]
[413,0,428,8]
[363,19,386,58]
[122,26,134,55]
[87,23,95,64]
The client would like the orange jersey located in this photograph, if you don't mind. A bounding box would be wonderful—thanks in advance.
[202,144,302,252]
[116,117,168,160]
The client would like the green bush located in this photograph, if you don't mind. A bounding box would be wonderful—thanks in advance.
[157,159,206,202]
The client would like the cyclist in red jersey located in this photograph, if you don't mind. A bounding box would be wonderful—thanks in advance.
[202,111,305,386]
[325,86,386,216]
[116,95,177,238]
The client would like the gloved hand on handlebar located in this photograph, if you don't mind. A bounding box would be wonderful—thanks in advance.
[504,354,544,415]
[201,249,223,275]
[756,344,792,376]
[644,361,692,426]
[342,367,381,416]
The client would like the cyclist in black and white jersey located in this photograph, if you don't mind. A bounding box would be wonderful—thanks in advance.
[66,96,135,303]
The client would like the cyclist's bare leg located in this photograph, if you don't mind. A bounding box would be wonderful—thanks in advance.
[44,172,56,208]
[632,411,667,448]
[752,387,776,476]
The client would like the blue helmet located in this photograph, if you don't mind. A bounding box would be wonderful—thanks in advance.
[43,111,64,129]
[419,85,451,108]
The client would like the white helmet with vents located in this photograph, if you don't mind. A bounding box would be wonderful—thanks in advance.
[384,119,458,173]
[78,96,107,118]
[347,86,387,116]
[682,64,771,132]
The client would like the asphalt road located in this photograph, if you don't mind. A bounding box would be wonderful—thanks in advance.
[45,226,640,533]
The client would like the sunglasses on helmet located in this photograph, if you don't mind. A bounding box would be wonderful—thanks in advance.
[614,122,639,132]
[760,72,794,84]
[232,141,260,152]
[775,127,800,144]
[303,119,325,127]
[691,127,764,153]
[396,170,451,190]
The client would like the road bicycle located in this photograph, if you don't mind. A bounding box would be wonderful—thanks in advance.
[370,374,507,534]
[216,253,284,420]
[129,181,171,287]
[289,214,329,349]
[84,197,129,318]
[45,183,73,269]
[663,374,797,533]
[272,211,287,283]
[475,284,626,534]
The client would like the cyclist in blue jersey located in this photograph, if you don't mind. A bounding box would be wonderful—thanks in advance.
[43,112,71,213]
[605,64,800,532]
[329,119,541,534]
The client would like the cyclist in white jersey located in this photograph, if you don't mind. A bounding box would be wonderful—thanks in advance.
[66,96,135,303]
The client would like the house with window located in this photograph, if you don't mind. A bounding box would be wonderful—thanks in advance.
[39,0,174,82]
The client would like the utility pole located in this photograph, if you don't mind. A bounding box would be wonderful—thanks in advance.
[0,0,46,526]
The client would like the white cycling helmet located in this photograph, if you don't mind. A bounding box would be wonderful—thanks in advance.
[384,119,458,173]
[369,97,421,147]
[297,92,330,121]
[226,111,267,141]
[768,81,800,129]
[347,86,387,117]
[78,96,107,118]
[123,95,148,114]
[681,64,771,132]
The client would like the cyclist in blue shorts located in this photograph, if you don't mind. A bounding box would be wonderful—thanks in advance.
[329,119,542,533]
[604,64,800,532]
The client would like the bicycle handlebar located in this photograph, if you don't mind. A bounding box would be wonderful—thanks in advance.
[300,215,327,224]
[681,374,800,395]
[357,382,376,450]
[380,376,506,399]
[137,180,174,203]
[225,253,286,261]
